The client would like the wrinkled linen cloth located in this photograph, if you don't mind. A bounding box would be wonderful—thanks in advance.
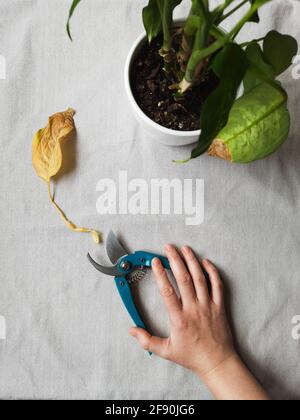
[0,0,300,400]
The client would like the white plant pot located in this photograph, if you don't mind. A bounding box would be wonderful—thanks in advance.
[124,29,200,147]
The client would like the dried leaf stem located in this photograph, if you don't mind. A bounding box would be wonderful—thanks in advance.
[47,180,101,244]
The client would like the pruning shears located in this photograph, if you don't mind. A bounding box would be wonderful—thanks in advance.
[87,230,170,335]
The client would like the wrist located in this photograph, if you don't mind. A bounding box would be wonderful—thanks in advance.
[194,351,240,384]
[200,352,242,384]
[196,353,269,400]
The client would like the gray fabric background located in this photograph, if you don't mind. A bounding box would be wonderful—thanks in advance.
[0,0,300,400]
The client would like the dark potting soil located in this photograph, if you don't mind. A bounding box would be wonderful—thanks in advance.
[130,35,219,131]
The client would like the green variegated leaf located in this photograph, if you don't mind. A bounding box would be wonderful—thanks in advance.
[209,83,290,163]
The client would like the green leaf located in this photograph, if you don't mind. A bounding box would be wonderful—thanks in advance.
[67,0,82,41]
[251,0,272,6]
[245,0,272,24]
[191,43,249,159]
[263,30,298,76]
[249,0,260,22]
[243,42,275,93]
[243,41,288,97]
[215,83,290,163]
[143,0,162,43]
[143,0,183,44]
[169,0,184,9]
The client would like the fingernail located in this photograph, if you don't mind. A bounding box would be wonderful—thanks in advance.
[202,259,209,264]
[129,328,137,337]
[152,257,160,267]
[182,245,190,254]
[165,244,172,252]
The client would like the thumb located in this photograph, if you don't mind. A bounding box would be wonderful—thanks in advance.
[129,327,169,358]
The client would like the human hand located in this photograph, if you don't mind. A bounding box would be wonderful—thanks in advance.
[130,245,269,400]
[130,244,236,379]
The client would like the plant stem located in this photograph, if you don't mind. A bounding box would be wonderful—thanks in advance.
[213,0,237,17]
[219,0,249,22]
[210,25,227,40]
[229,3,261,40]
[240,37,265,47]
[157,0,172,52]
[156,0,177,73]
[184,37,225,83]
[180,0,211,87]
[47,180,69,222]
[180,3,260,91]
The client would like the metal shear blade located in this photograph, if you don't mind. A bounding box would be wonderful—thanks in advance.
[87,253,120,277]
[87,230,129,277]
[106,230,128,264]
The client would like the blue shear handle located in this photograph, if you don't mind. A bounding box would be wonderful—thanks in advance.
[125,251,170,271]
[114,276,147,331]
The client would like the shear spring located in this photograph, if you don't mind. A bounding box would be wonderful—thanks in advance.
[127,268,148,286]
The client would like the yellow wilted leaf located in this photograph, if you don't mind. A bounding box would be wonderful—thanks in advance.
[32,108,75,182]
[32,108,102,244]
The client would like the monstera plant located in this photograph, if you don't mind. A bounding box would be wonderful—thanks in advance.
[67,0,298,163]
